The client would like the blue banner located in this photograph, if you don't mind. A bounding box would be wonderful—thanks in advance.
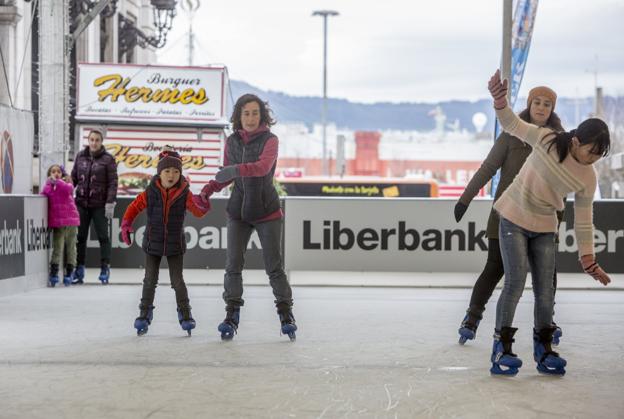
[491,0,539,196]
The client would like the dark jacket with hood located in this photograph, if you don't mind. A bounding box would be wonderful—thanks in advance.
[71,146,118,208]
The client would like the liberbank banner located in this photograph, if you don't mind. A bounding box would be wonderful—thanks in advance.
[76,63,228,126]
[84,197,267,269]
[0,196,50,281]
[283,198,624,273]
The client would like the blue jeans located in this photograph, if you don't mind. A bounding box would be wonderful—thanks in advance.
[495,217,556,330]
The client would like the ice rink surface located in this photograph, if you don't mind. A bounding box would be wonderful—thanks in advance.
[1,274,623,419]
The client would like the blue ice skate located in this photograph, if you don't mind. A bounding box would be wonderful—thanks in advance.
[218,307,239,340]
[48,264,59,287]
[48,273,59,287]
[534,328,566,376]
[72,265,85,284]
[490,327,522,376]
[177,306,196,336]
[134,305,154,336]
[552,323,563,346]
[458,312,481,345]
[62,274,72,287]
[278,306,297,342]
[98,265,110,284]
[63,266,73,287]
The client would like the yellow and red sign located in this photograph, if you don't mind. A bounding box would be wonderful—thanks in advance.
[76,63,228,126]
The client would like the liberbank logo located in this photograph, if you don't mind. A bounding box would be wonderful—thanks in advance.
[0,219,23,256]
[302,220,488,251]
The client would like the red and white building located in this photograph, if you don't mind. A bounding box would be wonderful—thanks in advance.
[274,125,492,198]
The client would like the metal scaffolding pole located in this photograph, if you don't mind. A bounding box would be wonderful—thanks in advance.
[501,0,512,101]
[39,0,69,188]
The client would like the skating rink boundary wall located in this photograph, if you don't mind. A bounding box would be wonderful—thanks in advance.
[1,195,623,296]
[0,196,49,296]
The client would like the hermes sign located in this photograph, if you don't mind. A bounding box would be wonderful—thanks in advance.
[76,63,228,126]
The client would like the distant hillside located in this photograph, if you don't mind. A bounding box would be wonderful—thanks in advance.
[230,79,613,133]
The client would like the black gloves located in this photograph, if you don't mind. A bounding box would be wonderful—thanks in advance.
[454,202,468,222]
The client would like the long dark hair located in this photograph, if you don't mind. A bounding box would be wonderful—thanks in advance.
[47,164,62,178]
[230,94,275,131]
[518,108,564,131]
[546,118,611,163]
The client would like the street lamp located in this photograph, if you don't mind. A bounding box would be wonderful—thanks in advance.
[119,0,178,56]
[312,10,339,177]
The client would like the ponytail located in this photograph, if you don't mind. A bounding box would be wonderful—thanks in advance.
[547,118,610,163]
[547,130,575,163]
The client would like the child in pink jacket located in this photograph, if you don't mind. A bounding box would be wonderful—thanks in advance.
[41,164,81,287]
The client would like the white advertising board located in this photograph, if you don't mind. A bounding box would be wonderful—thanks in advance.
[76,63,228,126]
[284,198,492,272]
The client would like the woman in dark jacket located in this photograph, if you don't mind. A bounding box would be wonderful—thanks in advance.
[200,94,297,341]
[71,129,118,284]
[454,86,564,344]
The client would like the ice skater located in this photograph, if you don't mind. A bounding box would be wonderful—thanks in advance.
[71,129,118,285]
[454,85,565,345]
[200,93,297,341]
[41,164,80,287]
[486,69,611,376]
[121,147,210,336]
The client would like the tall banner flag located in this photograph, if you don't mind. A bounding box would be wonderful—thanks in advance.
[491,0,539,196]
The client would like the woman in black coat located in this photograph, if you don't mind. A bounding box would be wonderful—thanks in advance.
[71,129,118,284]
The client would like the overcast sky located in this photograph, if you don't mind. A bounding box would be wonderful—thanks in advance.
[156,0,624,103]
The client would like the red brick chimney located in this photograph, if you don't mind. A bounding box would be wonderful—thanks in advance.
[354,131,381,176]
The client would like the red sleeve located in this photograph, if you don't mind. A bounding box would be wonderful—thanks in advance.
[238,136,278,177]
[186,192,209,217]
[223,141,229,166]
[122,192,147,224]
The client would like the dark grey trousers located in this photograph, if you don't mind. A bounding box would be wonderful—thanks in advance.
[223,217,293,308]
[141,253,190,309]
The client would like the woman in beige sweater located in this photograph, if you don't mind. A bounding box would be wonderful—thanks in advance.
[487,70,611,377]
[455,85,563,346]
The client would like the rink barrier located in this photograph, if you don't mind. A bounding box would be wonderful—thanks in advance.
[283,197,624,273]
[84,197,269,269]
[0,195,49,295]
[1,195,623,296]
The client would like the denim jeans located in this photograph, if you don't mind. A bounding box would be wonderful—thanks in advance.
[495,217,556,330]
[223,217,293,308]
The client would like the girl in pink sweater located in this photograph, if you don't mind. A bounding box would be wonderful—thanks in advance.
[487,70,611,377]
[41,164,81,287]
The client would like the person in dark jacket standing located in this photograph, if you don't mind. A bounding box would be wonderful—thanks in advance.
[453,86,564,345]
[71,129,118,284]
[121,147,209,336]
[200,94,297,341]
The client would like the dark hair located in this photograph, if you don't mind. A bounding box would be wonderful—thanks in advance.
[88,129,104,141]
[518,108,564,131]
[47,164,64,178]
[230,94,275,131]
[546,118,610,163]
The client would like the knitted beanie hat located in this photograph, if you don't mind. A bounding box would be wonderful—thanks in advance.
[157,146,183,174]
[527,86,557,110]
